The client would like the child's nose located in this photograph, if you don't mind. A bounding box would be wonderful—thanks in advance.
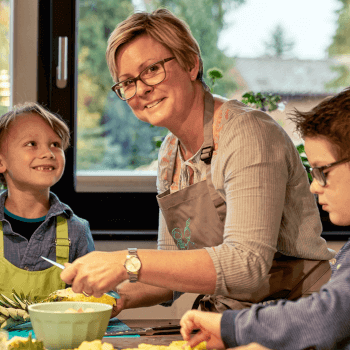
[41,147,55,159]
[310,178,324,195]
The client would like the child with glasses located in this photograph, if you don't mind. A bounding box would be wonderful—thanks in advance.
[0,102,94,304]
[180,87,350,350]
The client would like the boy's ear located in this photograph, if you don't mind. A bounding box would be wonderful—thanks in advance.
[0,155,7,174]
[189,54,200,81]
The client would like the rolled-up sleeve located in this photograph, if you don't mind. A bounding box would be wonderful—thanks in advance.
[206,110,290,297]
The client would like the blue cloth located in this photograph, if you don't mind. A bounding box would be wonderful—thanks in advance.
[8,318,139,340]
[0,190,94,271]
[221,239,350,350]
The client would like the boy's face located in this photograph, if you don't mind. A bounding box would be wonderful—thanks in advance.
[305,136,350,226]
[0,113,65,192]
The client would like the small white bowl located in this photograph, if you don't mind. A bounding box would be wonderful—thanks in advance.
[28,302,112,350]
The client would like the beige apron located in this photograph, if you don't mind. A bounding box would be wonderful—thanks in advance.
[0,216,69,301]
[157,91,331,312]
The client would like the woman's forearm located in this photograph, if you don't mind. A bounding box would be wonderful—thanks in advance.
[61,249,217,298]
[134,249,217,294]
[118,281,174,309]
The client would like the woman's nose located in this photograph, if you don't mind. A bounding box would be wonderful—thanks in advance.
[136,79,153,96]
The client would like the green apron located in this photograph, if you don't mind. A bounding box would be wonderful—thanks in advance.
[0,216,69,300]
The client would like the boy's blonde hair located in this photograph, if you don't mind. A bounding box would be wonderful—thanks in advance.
[106,8,209,90]
[0,102,70,186]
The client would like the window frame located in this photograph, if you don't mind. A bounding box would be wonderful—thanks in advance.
[12,0,349,240]
[35,0,159,236]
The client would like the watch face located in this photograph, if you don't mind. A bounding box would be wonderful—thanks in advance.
[125,256,141,273]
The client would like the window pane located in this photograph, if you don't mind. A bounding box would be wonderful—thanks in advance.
[76,0,347,195]
[0,0,10,114]
[77,0,167,174]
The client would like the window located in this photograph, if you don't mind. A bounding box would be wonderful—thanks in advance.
[15,0,348,237]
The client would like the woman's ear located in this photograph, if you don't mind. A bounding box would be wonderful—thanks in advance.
[189,55,200,81]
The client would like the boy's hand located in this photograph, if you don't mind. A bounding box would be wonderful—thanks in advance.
[180,310,225,350]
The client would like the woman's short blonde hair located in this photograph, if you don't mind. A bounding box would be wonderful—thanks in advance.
[0,102,70,186]
[106,8,208,90]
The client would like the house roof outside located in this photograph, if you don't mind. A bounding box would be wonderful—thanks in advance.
[231,57,346,96]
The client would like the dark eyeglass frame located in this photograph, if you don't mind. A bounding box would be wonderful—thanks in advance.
[111,57,176,101]
[310,157,350,186]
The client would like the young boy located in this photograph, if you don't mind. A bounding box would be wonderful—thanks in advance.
[0,102,94,301]
[180,88,350,350]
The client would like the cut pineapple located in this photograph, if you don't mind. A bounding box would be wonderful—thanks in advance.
[0,288,116,330]
[44,288,116,306]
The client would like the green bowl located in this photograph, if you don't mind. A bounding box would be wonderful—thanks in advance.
[28,302,112,350]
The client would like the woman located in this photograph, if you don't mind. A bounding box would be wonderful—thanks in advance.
[180,88,350,350]
[61,9,335,313]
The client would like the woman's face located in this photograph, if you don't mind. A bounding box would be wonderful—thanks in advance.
[305,136,350,226]
[115,34,199,129]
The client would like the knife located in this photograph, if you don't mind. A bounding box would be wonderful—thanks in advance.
[41,256,120,299]
[105,325,182,336]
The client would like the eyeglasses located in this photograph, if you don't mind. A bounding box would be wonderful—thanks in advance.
[309,157,350,186]
[111,57,176,101]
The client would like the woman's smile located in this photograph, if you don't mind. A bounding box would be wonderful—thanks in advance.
[144,98,165,109]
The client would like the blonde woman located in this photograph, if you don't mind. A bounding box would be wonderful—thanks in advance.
[61,9,334,315]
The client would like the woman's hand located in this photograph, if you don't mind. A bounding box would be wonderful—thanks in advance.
[60,251,127,298]
[180,310,225,350]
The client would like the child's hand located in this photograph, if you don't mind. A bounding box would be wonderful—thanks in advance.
[231,343,272,349]
[180,310,225,350]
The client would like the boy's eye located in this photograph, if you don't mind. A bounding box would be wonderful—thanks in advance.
[52,142,62,148]
[26,141,36,147]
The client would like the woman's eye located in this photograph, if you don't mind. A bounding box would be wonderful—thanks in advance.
[123,79,134,87]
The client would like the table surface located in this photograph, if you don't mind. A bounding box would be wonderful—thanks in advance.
[103,319,184,349]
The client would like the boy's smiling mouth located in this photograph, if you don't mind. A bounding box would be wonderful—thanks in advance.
[33,166,55,171]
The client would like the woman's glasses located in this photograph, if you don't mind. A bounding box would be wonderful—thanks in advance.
[309,157,350,186]
[111,57,176,101]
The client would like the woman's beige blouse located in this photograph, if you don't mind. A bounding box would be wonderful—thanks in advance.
[156,99,335,298]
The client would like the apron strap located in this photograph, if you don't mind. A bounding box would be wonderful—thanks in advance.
[0,221,3,257]
[200,90,215,164]
[201,91,227,222]
[55,216,70,264]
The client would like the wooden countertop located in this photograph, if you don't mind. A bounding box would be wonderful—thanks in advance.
[102,319,184,349]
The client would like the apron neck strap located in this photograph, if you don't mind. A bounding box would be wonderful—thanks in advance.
[0,221,3,257]
[167,90,215,183]
[55,216,70,265]
[200,90,215,164]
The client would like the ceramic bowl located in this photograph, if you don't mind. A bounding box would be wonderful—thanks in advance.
[28,302,112,350]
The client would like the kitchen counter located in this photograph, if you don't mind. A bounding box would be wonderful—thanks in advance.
[103,319,184,349]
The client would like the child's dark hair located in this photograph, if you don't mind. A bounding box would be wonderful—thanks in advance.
[289,87,350,160]
[0,102,70,186]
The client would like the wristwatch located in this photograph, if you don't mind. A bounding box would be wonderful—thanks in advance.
[124,248,142,283]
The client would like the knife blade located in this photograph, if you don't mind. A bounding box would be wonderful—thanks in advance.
[41,256,120,299]
[105,325,182,336]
